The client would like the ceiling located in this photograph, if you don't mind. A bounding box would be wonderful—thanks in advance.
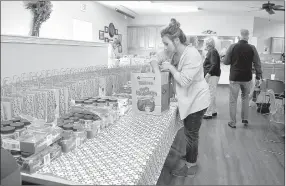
[97,1,285,22]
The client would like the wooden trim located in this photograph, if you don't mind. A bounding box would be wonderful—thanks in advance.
[1,34,109,47]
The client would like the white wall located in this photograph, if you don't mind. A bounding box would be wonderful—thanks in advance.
[1,1,129,54]
[253,17,285,61]
[1,36,108,78]
[128,15,255,37]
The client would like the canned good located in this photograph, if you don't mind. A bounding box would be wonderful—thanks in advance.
[1,126,16,139]
[10,122,26,139]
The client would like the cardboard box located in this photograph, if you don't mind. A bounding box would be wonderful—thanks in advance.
[131,72,170,115]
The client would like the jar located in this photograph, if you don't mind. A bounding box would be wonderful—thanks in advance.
[11,117,21,123]
[74,113,84,119]
[61,137,76,153]
[10,122,26,139]
[70,117,79,122]
[10,150,21,160]
[1,120,13,127]
[64,120,74,124]
[84,100,93,105]
[20,119,31,128]
[89,99,98,103]
[62,124,74,140]
[108,98,119,121]
[96,99,107,107]
[75,100,85,105]
[84,115,93,121]
[82,97,91,100]
[73,126,86,147]
[1,126,16,139]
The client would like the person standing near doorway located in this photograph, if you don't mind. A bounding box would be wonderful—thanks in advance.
[203,38,221,119]
[223,29,262,128]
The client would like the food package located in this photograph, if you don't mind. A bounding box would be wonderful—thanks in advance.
[18,143,62,174]
[131,72,170,115]
[19,125,62,154]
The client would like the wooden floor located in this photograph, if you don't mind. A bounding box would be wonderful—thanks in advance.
[157,85,285,185]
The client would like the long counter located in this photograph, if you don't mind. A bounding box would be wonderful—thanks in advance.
[21,103,182,185]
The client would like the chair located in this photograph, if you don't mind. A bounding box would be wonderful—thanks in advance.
[260,79,285,155]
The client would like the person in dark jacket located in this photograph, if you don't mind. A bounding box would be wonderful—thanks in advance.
[203,37,221,119]
[223,29,262,128]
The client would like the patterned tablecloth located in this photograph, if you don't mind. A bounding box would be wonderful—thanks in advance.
[24,103,182,185]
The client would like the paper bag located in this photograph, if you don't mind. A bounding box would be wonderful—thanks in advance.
[131,72,170,115]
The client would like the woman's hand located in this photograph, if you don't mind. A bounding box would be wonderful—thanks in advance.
[160,62,173,72]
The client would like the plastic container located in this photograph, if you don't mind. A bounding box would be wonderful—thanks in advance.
[60,136,76,153]
[108,98,119,121]
[75,100,85,105]
[84,100,93,105]
[11,117,22,123]
[62,124,74,140]
[96,99,107,107]
[10,150,21,160]
[1,120,13,127]
[20,119,31,128]
[10,122,26,139]
[64,119,74,124]
[69,117,79,122]
[74,113,84,119]
[1,126,16,139]
[73,126,86,147]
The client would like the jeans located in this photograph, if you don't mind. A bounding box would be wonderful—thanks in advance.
[184,108,207,163]
[205,76,220,116]
[229,81,252,124]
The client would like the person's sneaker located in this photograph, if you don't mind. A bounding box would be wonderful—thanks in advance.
[212,113,218,117]
[242,120,249,126]
[203,115,212,119]
[228,122,236,128]
[171,164,198,178]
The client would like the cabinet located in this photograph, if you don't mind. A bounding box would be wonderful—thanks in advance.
[127,26,165,53]
[145,27,157,49]
[271,37,285,54]
[127,27,138,50]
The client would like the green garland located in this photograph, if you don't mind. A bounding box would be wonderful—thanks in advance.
[25,0,53,37]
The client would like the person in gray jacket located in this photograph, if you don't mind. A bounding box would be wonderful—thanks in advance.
[223,29,262,128]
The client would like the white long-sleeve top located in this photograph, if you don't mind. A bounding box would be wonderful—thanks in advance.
[152,46,210,120]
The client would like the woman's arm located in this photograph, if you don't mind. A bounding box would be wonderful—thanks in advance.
[162,52,202,88]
